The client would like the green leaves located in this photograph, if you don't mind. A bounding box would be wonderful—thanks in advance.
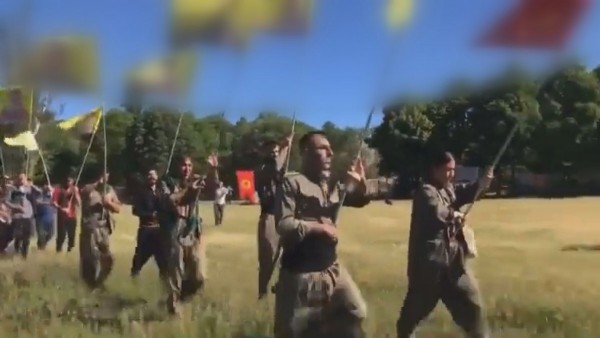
[373,61,600,185]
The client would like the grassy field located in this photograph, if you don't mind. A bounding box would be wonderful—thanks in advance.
[1,198,600,337]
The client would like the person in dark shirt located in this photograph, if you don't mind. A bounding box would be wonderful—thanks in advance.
[131,169,167,279]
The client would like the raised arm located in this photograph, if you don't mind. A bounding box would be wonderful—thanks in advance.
[340,158,370,208]
[200,153,220,197]
[275,143,290,172]
[452,182,480,209]
[275,177,324,246]
[453,166,494,209]
[341,179,370,208]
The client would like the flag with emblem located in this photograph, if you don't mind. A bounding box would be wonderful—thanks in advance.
[477,0,590,50]
[236,170,256,202]
[169,0,250,49]
[386,0,414,29]
[18,36,99,92]
[57,107,102,137]
[126,50,198,97]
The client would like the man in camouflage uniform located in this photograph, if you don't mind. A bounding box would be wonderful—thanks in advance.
[274,131,370,338]
[159,154,218,316]
[396,150,493,338]
[79,167,121,289]
[255,136,291,299]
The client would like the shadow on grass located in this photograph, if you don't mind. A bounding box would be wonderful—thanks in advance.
[0,262,170,334]
[58,292,169,333]
[561,244,600,252]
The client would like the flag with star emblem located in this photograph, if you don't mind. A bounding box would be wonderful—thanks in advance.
[236,170,256,203]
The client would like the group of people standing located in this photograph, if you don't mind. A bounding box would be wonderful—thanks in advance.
[253,130,495,338]
[0,128,496,338]
[0,173,80,258]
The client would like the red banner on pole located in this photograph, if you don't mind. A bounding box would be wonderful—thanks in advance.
[236,170,256,203]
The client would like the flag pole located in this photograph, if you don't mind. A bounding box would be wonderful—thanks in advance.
[69,111,101,205]
[332,28,405,223]
[0,146,5,179]
[261,11,313,299]
[37,146,51,188]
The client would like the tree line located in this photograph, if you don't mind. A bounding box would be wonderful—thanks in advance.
[9,61,600,199]
[368,62,600,196]
[15,106,378,199]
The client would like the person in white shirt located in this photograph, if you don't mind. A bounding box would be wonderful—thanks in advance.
[213,181,229,226]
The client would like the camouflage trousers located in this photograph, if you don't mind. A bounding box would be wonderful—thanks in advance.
[257,213,279,297]
[165,219,206,315]
[396,257,488,338]
[274,261,367,338]
[79,224,113,289]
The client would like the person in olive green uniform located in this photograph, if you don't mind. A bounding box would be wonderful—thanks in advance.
[79,167,121,289]
[396,150,493,338]
[159,154,218,316]
[255,136,291,299]
[274,131,370,338]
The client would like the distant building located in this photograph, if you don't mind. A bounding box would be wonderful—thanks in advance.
[455,165,479,183]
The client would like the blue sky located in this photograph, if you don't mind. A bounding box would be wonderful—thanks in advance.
[1,0,599,128]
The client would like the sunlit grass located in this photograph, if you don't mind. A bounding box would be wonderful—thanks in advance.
[1,198,600,337]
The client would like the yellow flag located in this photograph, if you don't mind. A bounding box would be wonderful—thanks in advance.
[19,36,99,93]
[58,107,102,135]
[229,0,281,34]
[386,0,413,28]
[170,0,249,48]
[127,50,197,95]
[229,0,313,35]
[4,131,39,151]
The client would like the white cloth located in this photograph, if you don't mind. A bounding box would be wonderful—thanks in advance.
[214,187,229,205]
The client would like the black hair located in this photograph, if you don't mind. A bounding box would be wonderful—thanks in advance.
[87,162,106,181]
[298,130,327,151]
[426,149,455,171]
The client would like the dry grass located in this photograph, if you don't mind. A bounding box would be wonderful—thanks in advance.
[1,198,600,337]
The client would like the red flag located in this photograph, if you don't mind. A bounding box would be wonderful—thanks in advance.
[478,0,590,50]
[236,170,256,203]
